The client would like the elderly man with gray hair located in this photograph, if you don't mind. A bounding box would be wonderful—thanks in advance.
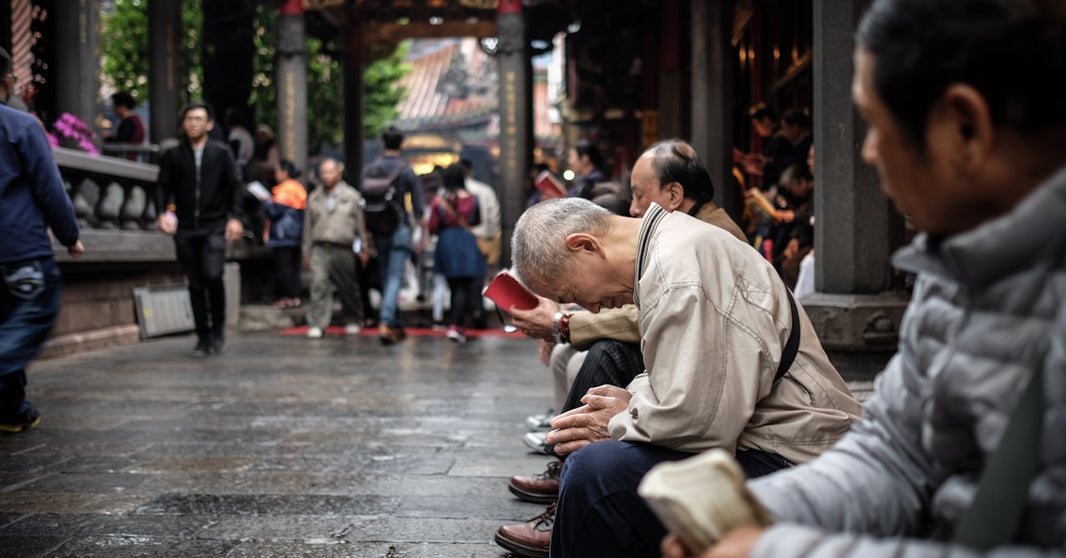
[499,196,859,557]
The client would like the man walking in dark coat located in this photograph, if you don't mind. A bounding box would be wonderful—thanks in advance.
[156,101,244,357]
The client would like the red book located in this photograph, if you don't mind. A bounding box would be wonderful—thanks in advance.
[534,170,566,200]
[484,271,539,312]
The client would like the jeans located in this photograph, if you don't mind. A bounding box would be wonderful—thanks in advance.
[0,257,62,418]
[550,440,790,558]
[174,228,227,343]
[373,224,412,328]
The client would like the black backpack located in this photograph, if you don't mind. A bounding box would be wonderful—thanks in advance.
[361,160,407,235]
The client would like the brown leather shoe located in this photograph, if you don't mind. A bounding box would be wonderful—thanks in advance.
[509,460,561,503]
[378,324,406,345]
[494,503,554,558]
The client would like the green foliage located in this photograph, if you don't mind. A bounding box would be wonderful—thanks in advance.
[248,3,277,132]
[100,2,410,152]
[100,0,202,104]
[99,0,148,101]
[306,37,344,150]
[181,0,203,102]
[363,42,411,139]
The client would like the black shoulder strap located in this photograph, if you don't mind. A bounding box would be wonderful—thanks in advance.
[947,365,1044,550]
[774,288,800,383]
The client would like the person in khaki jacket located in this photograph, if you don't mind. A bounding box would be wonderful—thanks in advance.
[496,196,860,558]
[302,158,372,338]
[506,141,753,505]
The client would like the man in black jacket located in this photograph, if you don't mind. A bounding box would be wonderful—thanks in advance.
[156,101,243,357]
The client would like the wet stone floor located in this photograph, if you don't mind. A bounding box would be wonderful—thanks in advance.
[1,331,556,557]
[1,331,877,558]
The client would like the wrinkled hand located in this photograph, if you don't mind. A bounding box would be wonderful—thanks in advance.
[510,295,558,341]
[661,526,763,558]
[225,218,244,241]
[67,240,85,258]
[546,384,631,455]
[538,339,554,366]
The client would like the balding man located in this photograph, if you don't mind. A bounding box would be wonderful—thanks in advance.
[498,195,859,557]
[302,158,372,338]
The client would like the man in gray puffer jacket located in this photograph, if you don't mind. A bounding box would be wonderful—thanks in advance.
[662,0,1066,557]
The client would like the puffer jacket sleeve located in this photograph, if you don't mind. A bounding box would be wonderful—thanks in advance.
[753,523,1063,557]
[748,350,938,541]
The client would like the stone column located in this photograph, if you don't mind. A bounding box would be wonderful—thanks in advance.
[689,0,740,219]
[496,0,532,267]
[54,0,99,128]
[343,14,364,180]
[803,0,908,355]
[277,0,308,176]
[148,0,182,144]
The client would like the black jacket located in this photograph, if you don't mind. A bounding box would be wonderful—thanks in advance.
[156,139,243,230]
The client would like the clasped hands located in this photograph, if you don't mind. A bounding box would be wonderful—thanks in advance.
[544,384,631,455]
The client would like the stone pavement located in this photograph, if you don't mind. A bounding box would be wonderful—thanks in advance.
[0,330,877,558]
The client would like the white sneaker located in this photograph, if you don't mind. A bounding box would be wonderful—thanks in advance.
[306,327,324,339]
[446,326,467,343]
[526,410,555,430]
[344,323,361,335]
[523,431,550,454]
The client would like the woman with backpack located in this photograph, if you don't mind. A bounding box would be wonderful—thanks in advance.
[428,163,486,342]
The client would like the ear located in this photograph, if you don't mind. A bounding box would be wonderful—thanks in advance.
[563,232,603,256]
[662,182,685,211]
[938,84,994,173]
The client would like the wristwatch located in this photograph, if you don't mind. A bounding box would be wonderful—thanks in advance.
[552,312,565,344]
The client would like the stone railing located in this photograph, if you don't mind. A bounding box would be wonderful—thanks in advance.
[53,146,161,232]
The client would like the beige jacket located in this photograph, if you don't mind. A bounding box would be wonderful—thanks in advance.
[568,201,747,350]
[609,203,860,464]
[302,181,372,257]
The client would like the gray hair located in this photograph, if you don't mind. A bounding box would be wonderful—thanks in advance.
[512,198,611,292]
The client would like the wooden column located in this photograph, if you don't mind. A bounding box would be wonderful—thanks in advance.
[277,0,308,175]
[148,0,182,143]
[496,0,532,267]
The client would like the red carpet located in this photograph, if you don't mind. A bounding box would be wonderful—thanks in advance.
[279,325,525,338]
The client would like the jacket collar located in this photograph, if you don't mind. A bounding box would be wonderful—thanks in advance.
[634,203,669,307]
[893,162,1066,287]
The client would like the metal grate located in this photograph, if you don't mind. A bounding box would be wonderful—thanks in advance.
[132,286,195,339]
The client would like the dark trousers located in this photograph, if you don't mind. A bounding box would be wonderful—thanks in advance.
[469,274,485,323]
[174,228,227,343]
[550,441,790,558]
[447,276,475,328]
[562,340,644,413]
[272,246,302,300]
[0,257,62,418]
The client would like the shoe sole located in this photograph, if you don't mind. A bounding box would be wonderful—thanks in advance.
[494,531,549,558]
[508,483,558,504]
[0,415,41,434]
